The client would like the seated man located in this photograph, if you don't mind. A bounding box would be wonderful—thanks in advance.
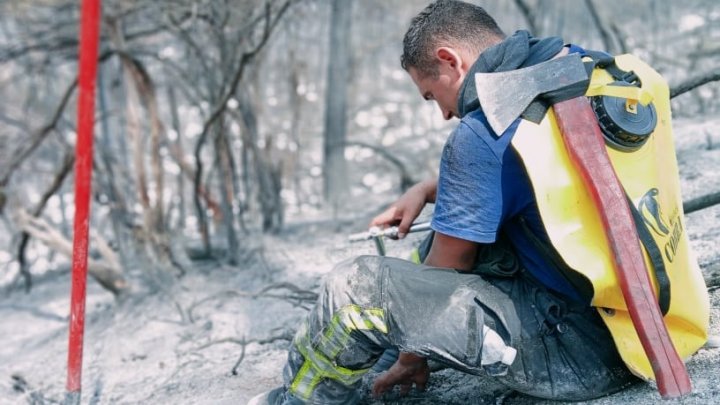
[249,1,646,403]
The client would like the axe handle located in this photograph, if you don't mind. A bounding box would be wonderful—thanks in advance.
[553,97,691,399]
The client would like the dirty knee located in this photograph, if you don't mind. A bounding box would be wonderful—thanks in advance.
[322,255,384,303]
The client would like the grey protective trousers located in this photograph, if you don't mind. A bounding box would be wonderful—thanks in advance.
[279,244,636,404]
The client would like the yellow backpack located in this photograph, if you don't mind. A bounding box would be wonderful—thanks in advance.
[511,54,709,380]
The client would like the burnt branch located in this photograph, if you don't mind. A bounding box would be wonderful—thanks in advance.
[584,0,616,54]
[16,151,75,292]
[15,210,128,295]
[684,191,720,214]
[670,70,720,99]
[187,282,318,322]
[609,21,628,54]
[0,78,77,189]
[346,141,417,192]
[513,0,540,36]
[0,27,159,64]
[231,342,246,375]
[0,50,114,192]
[194,330,294,352]
[0,112,29,132]
[0,37,79,64]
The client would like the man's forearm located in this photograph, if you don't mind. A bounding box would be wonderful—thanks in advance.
[418,178,438,204]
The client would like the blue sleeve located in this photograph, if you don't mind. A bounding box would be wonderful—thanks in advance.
[431,122,503,243]
[566,43,587,56]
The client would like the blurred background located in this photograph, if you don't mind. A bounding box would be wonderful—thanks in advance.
[0,0,718,295]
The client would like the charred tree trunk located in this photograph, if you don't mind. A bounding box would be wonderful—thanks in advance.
[323,0,353,207]
[118,56,167,237]
[513,0,540,36]
[241,137,252,231]
[214,119,241,265]
[584,0,617,54]
[287,51,304,213]
[167,85,186,230]
[235,91,283,233]
[146,78,165,234]
[110,19,176,272]
[122,60,152,237]
[97,62,132,272]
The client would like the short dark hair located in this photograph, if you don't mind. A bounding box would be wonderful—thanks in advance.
[401,0,504,77]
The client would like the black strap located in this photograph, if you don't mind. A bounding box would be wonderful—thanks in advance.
[583,50,641,86]
[522,49,639,124]
[625,193,671,315]
[515,202,671,314]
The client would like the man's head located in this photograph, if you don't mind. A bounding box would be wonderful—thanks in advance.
[402,0,504,119]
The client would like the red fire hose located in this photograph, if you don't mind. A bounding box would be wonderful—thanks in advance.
[554,97,692,399]
[66,0,101,403]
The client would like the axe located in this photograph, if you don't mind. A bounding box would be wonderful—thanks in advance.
[474,54,692,399]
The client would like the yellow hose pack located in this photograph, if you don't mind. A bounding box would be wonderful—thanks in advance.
[511,54,709,380]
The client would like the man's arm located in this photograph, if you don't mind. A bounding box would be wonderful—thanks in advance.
[424,231,478,271]
[370,178,438,238]
[420,178,438,204]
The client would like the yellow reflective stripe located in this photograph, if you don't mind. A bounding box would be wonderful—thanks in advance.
[290,360,319,401]
[321,319,347,357]
[297,333,367,381]
[336,305,388,333]
[585,82,654,106]
[289,305,389,400]
[409,248,421,264]
[364,308,388,334]
[348,309,368,330]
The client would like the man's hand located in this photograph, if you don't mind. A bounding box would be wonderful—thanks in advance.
[370,178,437,239]
[372,352,430,398]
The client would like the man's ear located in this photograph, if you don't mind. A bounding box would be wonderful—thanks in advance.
[435,47,464,74]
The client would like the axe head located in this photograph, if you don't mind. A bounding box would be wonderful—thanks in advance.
[474,53,589,135]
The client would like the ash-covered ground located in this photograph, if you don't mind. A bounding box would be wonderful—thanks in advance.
[1,117,719,404]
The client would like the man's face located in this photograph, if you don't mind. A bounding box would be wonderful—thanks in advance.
[408,66,463,120]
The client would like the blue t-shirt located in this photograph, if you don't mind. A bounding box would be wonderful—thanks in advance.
[431,109,583,302]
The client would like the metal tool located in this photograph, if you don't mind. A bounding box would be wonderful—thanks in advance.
[474,53,589,135]
[348,222,432,256]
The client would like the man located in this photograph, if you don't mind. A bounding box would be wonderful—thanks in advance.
[249,1,640,404]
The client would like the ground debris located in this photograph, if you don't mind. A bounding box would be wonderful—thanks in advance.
[11,373,28,393]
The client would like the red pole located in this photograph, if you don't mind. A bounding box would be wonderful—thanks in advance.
[66,0,101,403]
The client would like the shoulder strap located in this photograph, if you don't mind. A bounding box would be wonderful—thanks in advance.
[583,49,641,85]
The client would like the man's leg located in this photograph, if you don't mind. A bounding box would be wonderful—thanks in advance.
[279,255,516,404]
[488,272,639,401]
[271,254,636,404]
[415,231,637,400]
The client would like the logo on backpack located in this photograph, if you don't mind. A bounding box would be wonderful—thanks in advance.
[639,188,670,236]
[638,188,684,262]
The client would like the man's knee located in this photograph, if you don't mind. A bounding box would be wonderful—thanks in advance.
[316,255,386,311]
[324,255,382,291]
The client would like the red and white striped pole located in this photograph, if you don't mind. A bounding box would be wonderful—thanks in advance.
[66,0,101,403]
